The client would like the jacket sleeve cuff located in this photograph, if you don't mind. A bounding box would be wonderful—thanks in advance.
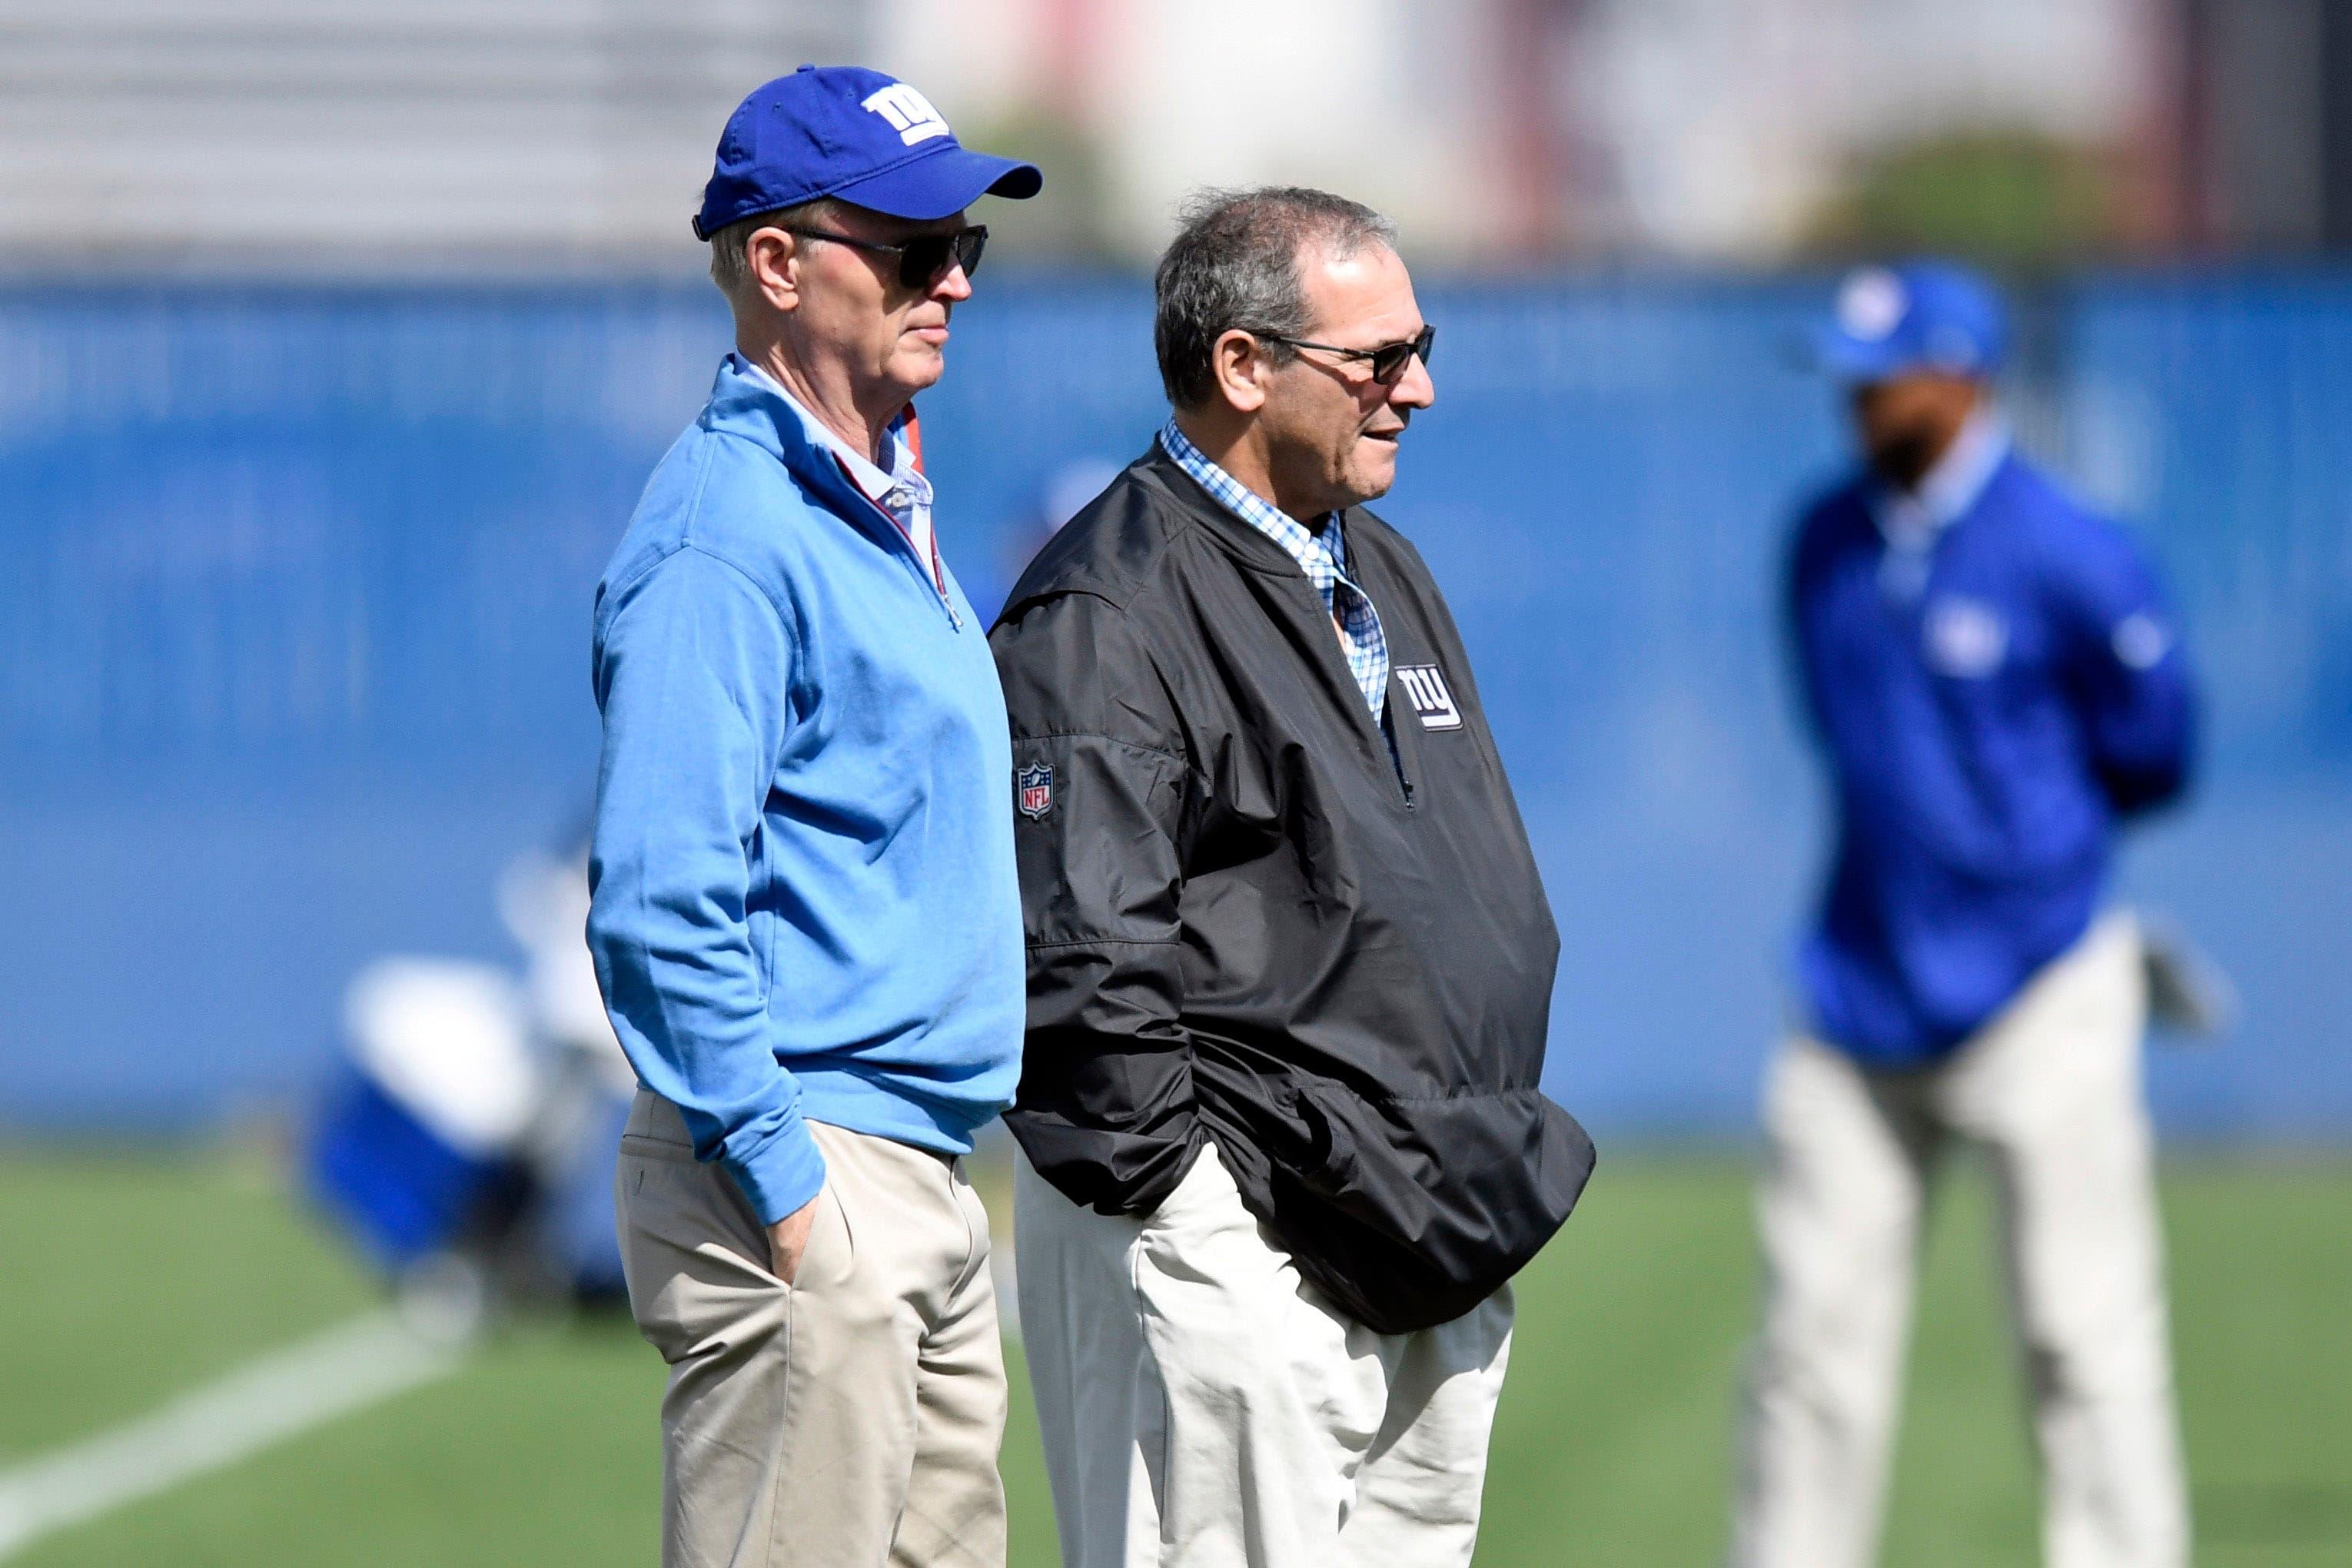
[721,1109,829,1227]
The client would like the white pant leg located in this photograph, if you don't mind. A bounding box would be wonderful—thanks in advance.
[1939,914,2191,1568]
[1731,1035,1942,1568]
[1020,1141,1420,1567]
[1014,1148,1161,1568]
[1133,1143,1389,1565]
[1338,1285,1514,1567]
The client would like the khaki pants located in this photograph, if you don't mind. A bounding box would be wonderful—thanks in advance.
[1731,914,2189,1568]
[616,1091,1007,1567]
[1015,1141,1514,1568]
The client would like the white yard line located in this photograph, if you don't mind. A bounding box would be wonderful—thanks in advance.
[0,1307,465,1560]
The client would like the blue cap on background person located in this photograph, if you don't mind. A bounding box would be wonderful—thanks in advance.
[1813,260,2007,384]
[693,65,1043,238]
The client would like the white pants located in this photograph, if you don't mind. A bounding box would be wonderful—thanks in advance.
[1015,1141,1514,1567]
[1731,913,2190,1568]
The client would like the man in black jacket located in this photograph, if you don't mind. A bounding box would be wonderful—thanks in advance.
[991,186,1593,1567]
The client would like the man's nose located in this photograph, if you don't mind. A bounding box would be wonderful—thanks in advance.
[932,264,975,304]
[1390,351,1435,410]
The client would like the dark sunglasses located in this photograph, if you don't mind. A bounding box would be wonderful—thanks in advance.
[773,224,988,290]
[1257,323,1435,384]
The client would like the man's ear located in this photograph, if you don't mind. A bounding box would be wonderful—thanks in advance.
[1208,328,1270,414]
[745,227,802,314]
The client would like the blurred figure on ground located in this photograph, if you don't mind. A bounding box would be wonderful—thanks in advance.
[586,68,1038,1568]
[306,837,635,1321]
[1731,261,2198,1568]
[992,187,1594,1567]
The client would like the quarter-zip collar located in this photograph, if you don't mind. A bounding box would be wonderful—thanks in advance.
[703,353,959,626]
[735,356,939,572]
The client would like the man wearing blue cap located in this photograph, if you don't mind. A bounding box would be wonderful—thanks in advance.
[1729,261,2196,1568]
[587,66,1039,1567]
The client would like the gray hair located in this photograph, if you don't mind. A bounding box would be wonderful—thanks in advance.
[707,198,846,307]
[1153,186,1398,408]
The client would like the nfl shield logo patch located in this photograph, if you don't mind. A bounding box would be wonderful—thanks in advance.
[1017,762,1054,819]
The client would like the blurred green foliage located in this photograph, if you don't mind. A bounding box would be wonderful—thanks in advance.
[1809,131,2121,263]
[958,110,1120,264]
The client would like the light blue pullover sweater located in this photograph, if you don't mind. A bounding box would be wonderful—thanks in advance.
[587,354,1023,1225]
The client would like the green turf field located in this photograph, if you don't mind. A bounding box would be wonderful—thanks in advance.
[1,1144,2344,1566]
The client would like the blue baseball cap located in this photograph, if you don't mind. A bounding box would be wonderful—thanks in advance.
[1813,260,2006,384]
[693,66,1042,240]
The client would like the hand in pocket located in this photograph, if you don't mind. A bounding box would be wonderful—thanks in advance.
[766,1188,822,1285]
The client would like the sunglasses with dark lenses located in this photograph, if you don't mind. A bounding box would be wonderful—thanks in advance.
[1258,323,1436,384]
[774,223,989,289]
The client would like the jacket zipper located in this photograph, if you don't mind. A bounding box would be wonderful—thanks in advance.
[1388,711,1418,812]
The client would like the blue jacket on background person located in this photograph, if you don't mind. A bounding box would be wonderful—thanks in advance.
[1787,416,2198,1066]
[586,353,1025,1227]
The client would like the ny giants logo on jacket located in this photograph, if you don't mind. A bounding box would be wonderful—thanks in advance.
[1394,663,1462,729]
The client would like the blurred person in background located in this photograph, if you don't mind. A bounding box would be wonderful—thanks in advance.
[307,833,638,1317]
[1732,261,2198,1568]
[586,67,1038,1568]
[992,188,1594,1567]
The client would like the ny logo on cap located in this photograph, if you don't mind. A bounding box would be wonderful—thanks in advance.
[862,84,952,146]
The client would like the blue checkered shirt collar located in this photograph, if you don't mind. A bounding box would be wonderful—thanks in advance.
[1158,419,1390,723]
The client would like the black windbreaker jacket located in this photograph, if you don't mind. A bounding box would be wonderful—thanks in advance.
[989,446,1595,1334]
